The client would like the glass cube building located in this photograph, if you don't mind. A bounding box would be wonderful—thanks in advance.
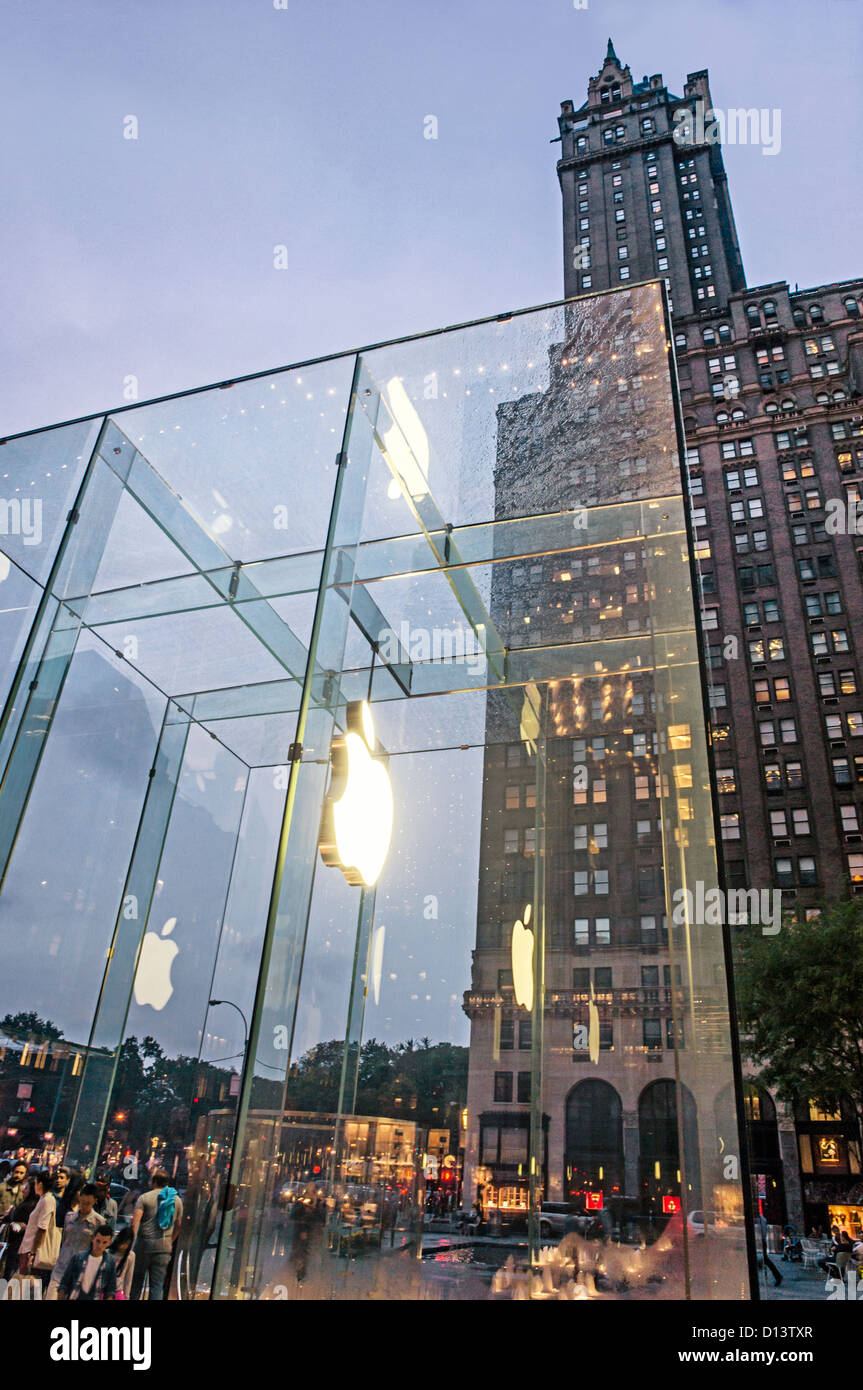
[0,283,752,1299]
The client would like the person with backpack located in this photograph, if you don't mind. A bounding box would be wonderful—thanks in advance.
[129,1170,183,1301]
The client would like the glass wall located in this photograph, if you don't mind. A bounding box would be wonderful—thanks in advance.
[0,285,751,1299]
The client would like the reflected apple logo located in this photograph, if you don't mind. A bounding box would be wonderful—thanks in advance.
[511,902,534,1010]
[133,917,179,1011]
[319,701,393,887]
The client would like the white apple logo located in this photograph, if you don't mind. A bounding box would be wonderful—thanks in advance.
[511,902,534,1010]
[133,917,179,1011]
[319,701,393,887]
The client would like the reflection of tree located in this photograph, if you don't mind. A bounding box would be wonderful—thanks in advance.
[1,1011,63,1044]
[285,1037,468,1130]
[108,1035,237,1157]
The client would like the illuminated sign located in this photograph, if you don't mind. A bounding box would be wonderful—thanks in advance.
[319,701,393,887]
[586,1192,603,1211]
[511,903,534,1009]
[662,1195,681,1215]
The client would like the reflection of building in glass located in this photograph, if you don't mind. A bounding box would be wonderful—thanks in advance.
[463,294,713,1224]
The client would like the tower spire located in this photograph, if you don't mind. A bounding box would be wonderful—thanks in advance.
[606,37,619,64]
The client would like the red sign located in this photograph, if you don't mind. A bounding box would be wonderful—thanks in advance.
[662,1195,681,1215]
[585,1192,603,1210]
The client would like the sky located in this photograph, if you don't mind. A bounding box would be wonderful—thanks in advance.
[1,0,861,439]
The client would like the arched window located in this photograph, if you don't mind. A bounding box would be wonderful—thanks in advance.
[731,407,746,422]
[781,397,795,412]
[702,327,716,346]
[746,304,761,327]
[639,1079,700,1208]
[815,391,829,404]
[715,410,729,425]
[792,308,806,329]
[764,399,779,415]
[843,297,860,319]
[718,324,732,342]
[833,388,848,403]
[809,303,824,322]
[565,1080,623,1202]
[762,299,777,321]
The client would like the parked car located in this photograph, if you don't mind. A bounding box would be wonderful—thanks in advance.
[538,1202,589,1240]
[686,1209,747,1244]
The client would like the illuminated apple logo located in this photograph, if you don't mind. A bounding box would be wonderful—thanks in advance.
[511,903,534,1010]
[133,917,179,1011]
[588,982,600,1065]
[319,701,393,887]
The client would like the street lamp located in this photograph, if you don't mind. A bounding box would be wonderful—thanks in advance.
[208,999,249,1057]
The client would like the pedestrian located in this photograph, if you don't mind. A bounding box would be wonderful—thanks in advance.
[758,1211,782,1287]
[1,1177,37,1279]
[109,1225,136,1300]
[18,1170,61,1291]
[54,1167,78,1227]
[45,1183,105,1300]
[58,1226,118,1301]
[130,1169,183,1301]
[93,1171,118,1225]
[0,1160,29,1218]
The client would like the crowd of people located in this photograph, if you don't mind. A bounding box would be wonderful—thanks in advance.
[0,1159,183,1301]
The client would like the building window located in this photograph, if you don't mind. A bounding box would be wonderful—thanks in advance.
[517,1072,531,1105]
[643,1019,662,1051]
[494,1072,513,1103]
[792,808,811,837]
[500,1018,514,1050]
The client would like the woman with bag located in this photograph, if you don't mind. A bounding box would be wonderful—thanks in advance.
[19,1170,60,1292]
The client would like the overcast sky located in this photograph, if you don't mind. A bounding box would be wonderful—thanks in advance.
[1,0,861,437]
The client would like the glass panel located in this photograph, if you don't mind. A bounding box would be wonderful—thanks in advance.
[0,419,102,585]
[0,289,749,1301]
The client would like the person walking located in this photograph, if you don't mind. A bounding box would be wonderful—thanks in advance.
[52,1167,76,1228]
[45,1183,105,1300]
[758,1210,782,1288]
[1,1178,36,1279]
[93,1172,118,1226]
[18,1170,61,1291]
[109,1226,136,1300]
[130,1170,183,1301]
[0,1160,29,1219]
[58,1226,118,1301]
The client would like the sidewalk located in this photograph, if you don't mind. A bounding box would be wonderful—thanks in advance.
[760,1257,834,1302]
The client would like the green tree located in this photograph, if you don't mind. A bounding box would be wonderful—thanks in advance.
[1,1011,63,1042]
[734,897,863,1136]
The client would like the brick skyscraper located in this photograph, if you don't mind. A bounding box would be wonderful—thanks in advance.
[554,40,863,1232]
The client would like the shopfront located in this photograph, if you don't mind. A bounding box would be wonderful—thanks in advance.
[0,284,752,1299]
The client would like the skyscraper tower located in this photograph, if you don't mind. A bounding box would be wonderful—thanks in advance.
[555,42,863,1234]
[558,39,745,313]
